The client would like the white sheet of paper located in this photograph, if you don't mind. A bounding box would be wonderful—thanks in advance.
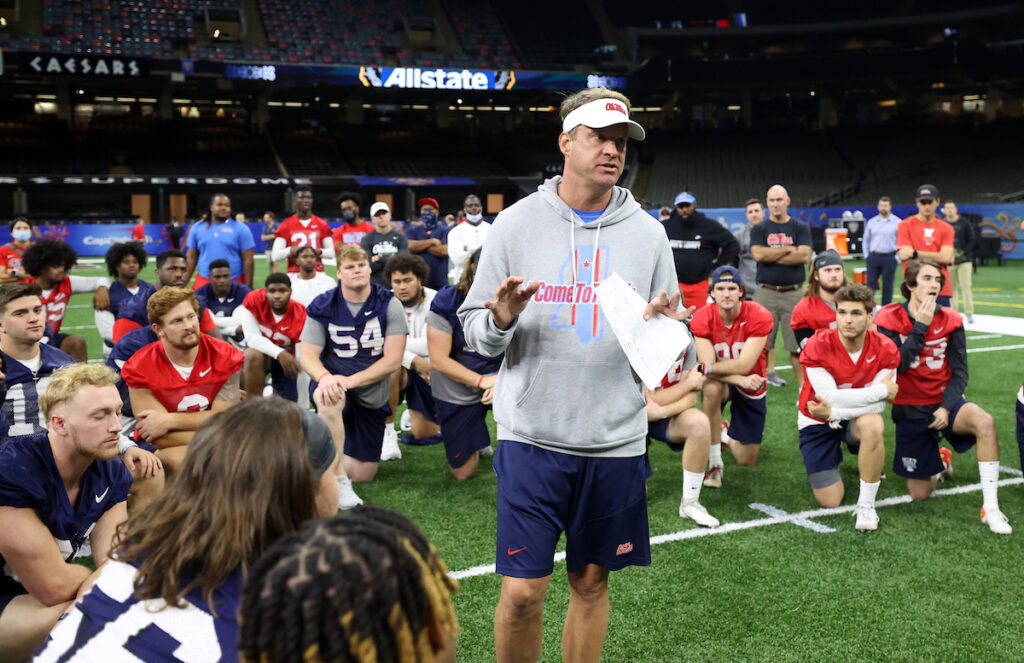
[595,273,691,390]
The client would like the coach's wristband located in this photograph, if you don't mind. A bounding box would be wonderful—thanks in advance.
[317,371,331,383]
[117,435,138,456]
[476,375,485,388]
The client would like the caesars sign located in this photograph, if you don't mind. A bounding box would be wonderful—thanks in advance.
[20,53,148,77]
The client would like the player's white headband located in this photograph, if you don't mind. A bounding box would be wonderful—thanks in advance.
[562,98,646,141]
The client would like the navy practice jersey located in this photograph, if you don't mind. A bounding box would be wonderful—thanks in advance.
[306,283,394,377]
[431,285,503,375]
[109,280,157,319]
[196,281,251,319]
[35,560,242,663]
[107,327,159,419]
[0,434,131,595]
[1,344,75,441]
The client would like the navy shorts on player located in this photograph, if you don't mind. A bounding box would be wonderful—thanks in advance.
[648,417,685,452]
[268,359,298,401]
[494,441,650,578]
[435,398,489,468]
[799,421,857,481]
[721,386,766,446]
[0,575,27,616]
[341,397,390,462]
[893,399,975,479]
[404,369,438,423]
[1016,398,1024,473]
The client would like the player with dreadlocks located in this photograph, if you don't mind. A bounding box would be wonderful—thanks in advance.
[238,505,459,663]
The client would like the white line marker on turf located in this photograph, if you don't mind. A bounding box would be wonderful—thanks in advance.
[449,478,1024,581]
[999,465,1023,476]
[748,502,835,533]
[966,334,1003,340]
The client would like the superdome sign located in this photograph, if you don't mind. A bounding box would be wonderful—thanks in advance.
[359,66,515,90]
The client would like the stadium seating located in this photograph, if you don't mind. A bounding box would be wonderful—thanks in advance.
[492,0,604,70]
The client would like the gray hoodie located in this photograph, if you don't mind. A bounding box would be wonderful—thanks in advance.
[457,176,679,457]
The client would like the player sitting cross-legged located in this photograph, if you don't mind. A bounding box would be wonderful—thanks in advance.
[645,331,720,527]
[797,284,899,531]
[238,273,307,401]
[874,258,1012,534]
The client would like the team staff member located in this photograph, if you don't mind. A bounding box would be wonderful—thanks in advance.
[458,87,686,663]
[184,193,256,289]
[447,194,491,283]
[862,196,901,305]
[663,191,738,309]
[734,198,764,295]
[750,184,812,388]
[407,197,450,291]
[897,184,954,306]
[361,201,409,288]
[875,259,1011,534]
[943,201,975,322]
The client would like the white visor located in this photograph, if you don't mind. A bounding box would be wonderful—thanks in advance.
[562,98,645,141]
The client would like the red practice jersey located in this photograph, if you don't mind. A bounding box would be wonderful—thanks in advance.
[690,300,774,398]
[798,328,899,422]
[332,221,375,247]
[0,243,26,275]
[241,289,307,350]
[274,214,332,273]
[790,295,837,350]
[121,334,244,413]
[897,216,954,297]
[34,277,73,333]
[874,303,962,405]
[659,342,695,389]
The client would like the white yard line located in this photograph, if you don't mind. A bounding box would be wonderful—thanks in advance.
[450,477,1024,580]
[748,502,836,533]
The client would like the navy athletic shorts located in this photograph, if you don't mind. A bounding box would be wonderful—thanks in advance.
[648,417,685,452]
[722,385,766,446]
[435,398,490,468]
[404,369,437,423]
[494,440,650,578]
[341,397,391,462]
[893,399,974,479]
[798,421,857,475]
[1016,398,1024,472]
[269,359,298,401]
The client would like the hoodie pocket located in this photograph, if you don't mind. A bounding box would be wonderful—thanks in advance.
[511,359,645,446]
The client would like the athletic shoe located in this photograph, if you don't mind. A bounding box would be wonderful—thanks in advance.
[703,465,723,489]
[854,505,879,531]
[399,409,412,431]
[380,426,402,461]
[720,421,730,446]
[967,314,975,323]
[479,444,495,458]
[937,447,953,482]
[679,498,720,527]
[337,476,363,511]
[981,507,1013,534]
[766,371,787,387]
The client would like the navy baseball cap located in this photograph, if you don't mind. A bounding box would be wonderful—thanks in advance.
[710,265,742,286]
[674,192,696,206]
[813,249,843,271]
[916,184,938,200]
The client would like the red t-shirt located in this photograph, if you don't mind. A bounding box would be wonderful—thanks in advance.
[790,296,837,350]
[332,221,375,247]
[121,335,244,413]
[0,243,27,275]
[798,328,899,422]
[874,303,962,405]
[897,216,954,297]
[689,300,774,398]
[32,277,74,333]
[131,223,145,241]
[241,289,307,350]
[274,215,332,273]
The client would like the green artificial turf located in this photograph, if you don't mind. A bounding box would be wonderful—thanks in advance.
[63,256,1024,662]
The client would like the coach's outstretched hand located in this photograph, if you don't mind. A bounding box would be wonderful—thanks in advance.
[644,290,695,322]
[486,276,541,330]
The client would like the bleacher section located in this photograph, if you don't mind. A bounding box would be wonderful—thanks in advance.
[492,0,603,70]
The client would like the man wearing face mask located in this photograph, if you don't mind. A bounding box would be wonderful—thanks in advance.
[406,196,450,291]
[447,194,491,283]
[331,192,376,248]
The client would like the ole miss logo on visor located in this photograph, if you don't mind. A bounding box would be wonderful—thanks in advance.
[606,102,626,115]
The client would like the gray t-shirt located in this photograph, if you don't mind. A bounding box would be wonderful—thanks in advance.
[300,297,407,408]
[361,229,409,288]
[425,310,484,406]
[733,224,758,292]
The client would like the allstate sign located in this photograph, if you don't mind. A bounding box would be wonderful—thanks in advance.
[359,66,515,90]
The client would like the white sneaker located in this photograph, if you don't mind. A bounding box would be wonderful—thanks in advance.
[479,444,494,458]
[399,409,412,432]
[981,507,1012,534]
[679,499,720,528]
[337,476,363,511]
[380,426,402,461]
[854,505,879,531]
[703,465,723,489]
[720,421,730,446]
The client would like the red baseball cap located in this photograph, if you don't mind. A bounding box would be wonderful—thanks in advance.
[417,197,439,210]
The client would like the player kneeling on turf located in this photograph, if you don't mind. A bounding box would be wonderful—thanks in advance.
[797,284,898,531]
[875,259,1011,534]
[426,249,501,480]
[239,273,306,400]
[645,333,720,527]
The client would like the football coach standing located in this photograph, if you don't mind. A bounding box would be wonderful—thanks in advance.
[663,190,739,309]
[459,88,691,663]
